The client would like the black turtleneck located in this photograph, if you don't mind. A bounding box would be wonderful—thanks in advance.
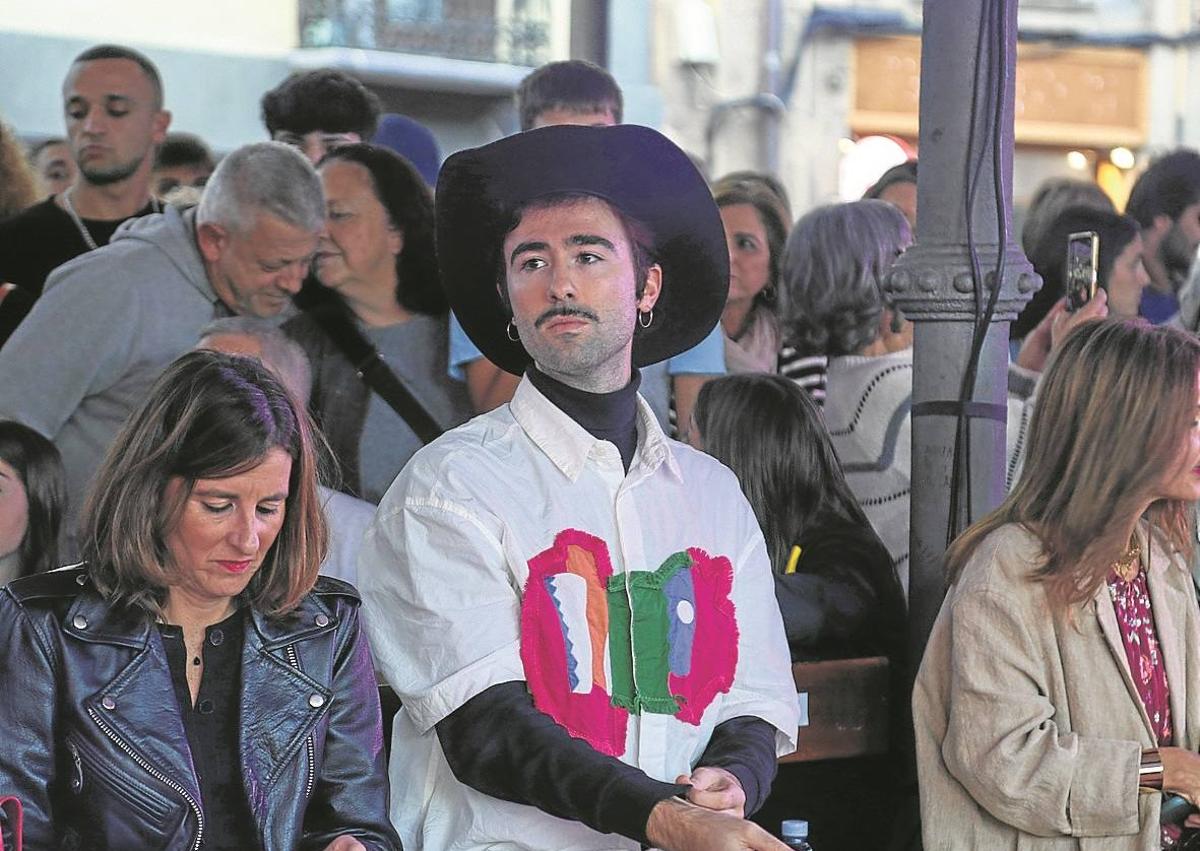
[527,366,641,472]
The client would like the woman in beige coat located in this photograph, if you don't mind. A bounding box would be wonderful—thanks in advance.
[915,319,1200,850]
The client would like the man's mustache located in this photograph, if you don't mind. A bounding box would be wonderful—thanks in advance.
[534,305,599,328]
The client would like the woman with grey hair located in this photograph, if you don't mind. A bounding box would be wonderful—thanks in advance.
[777,199,914,588]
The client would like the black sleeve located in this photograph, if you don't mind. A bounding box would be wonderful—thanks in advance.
[694,716,780,816]
[435,681,688,844]
[775,525,899,659]
[773,570,873,652]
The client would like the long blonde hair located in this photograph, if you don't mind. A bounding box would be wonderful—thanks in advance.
[946,319,1200,610]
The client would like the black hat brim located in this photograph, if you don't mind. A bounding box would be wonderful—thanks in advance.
[436,124,729,375]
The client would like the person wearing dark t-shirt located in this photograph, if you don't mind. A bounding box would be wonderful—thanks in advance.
[0,44,168,337]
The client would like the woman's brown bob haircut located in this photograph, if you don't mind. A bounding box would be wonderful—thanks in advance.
[82,350,328,617]
[946,318,1200,610]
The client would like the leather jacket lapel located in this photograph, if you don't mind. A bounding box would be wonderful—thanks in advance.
[239,598,337,813]
[65,593,203,819]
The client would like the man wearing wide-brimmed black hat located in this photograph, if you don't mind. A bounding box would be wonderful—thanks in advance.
[359,125,798,851]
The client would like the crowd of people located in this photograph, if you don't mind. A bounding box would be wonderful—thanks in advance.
[2,39,1200,851]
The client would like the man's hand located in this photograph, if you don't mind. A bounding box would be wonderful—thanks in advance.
[1015,289,1108,373]
[321,837,366,851]
[646,797,789,851]
[675,767,746,818]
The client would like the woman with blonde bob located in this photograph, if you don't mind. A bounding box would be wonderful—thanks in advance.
[914,319,1200,850]
[0,350,400,850]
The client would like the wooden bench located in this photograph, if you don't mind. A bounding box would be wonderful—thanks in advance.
[780,656,890,763]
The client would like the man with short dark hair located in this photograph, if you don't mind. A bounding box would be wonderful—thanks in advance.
[516,59,623,130]
[1124,148,1200,323]
[0,44,170,303]
[153,131,215,196]
[0,142,323,534]
[360,125,796,851]
[261,68,381,164]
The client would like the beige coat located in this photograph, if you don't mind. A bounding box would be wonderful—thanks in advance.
[914,523,1200,850]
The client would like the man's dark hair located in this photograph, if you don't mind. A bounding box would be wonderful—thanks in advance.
[261,69,382,139]
[1126,149,1200,229]
[72,44,164,109]
[516,60,623,131]
[155,132,214,170]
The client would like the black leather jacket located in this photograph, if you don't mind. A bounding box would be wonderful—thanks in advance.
[0,566,402,851]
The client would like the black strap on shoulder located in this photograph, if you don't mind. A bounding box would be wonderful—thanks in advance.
[311,309,444,445]
[910,400,1008,423]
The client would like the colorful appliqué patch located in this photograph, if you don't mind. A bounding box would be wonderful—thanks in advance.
[520,529,739,756]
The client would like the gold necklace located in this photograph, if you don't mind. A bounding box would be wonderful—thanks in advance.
[1112,540,1142,582]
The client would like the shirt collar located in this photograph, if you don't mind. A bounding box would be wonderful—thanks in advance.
[510,375,683,483]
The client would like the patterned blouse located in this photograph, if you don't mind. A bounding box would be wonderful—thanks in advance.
[1107,566,1178,848]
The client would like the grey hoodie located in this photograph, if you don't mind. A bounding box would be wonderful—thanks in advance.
[0,206,226,538]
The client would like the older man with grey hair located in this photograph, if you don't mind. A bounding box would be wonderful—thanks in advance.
[0,141,324,539]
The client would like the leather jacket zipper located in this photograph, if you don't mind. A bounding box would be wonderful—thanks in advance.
[284,644,317,801]
[87,706,205,851]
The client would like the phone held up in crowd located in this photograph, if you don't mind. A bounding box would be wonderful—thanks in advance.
[1065,230,1099,312]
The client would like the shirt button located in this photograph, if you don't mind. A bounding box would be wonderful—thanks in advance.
[309,694,325,709]
[315,614,330,628]
[208,629,224,646]
[101,697,116,711]
[198,699,214,714]
[72,615,88,630]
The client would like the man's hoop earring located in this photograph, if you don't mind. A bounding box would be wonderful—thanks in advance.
[638,309,654,329]
[506,319,520,341]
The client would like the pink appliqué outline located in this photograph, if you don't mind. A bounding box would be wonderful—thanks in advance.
[520,528,630,756]
[668,547,739,725]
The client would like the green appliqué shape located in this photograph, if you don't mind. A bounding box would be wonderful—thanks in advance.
[605,551,692,715]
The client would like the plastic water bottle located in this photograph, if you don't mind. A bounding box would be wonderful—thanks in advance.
[781,819,813,850]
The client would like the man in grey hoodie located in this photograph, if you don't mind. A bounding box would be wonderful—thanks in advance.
[0,142,323,540]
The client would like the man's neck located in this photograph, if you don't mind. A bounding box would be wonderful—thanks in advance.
[534,359,632,395]
[527,365,642,472]
[61,170,154,221]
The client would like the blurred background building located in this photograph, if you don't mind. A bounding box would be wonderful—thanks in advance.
[2,0,1199,217]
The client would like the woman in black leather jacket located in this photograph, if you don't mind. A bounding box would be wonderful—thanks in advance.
[0,351,401,851]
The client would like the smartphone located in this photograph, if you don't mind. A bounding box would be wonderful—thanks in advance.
[1065,230,1099,312]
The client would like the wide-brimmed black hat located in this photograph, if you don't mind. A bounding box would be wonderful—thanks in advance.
[435,124,729,375]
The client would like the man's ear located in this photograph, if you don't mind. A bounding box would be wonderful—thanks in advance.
[638,264,663,313]
[196,221,228,264]
[152,109,172,146]
[1150,213,1173,240]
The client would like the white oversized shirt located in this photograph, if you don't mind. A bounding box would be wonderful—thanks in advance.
[359,376,798,851]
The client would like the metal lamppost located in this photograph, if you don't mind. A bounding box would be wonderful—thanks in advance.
[885,0,1040,668]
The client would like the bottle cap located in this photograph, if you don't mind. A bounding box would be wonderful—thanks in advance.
[781,820,809,838]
